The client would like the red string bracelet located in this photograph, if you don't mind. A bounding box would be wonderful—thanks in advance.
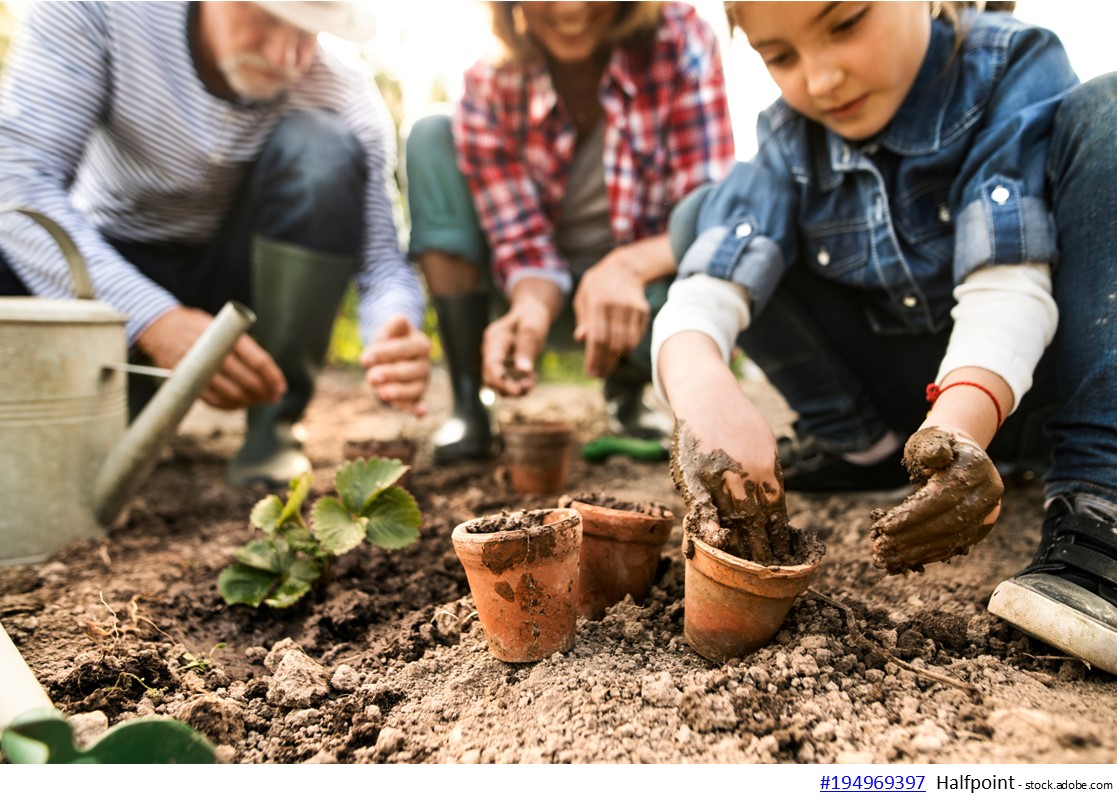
[926,381,1004,429]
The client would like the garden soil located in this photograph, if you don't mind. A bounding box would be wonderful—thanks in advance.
[1,366,1114,764]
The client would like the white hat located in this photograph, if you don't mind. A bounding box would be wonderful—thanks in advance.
[255,2,377,43]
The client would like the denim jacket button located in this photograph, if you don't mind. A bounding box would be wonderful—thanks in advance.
[735,222,753,238]
[901,295,918,308]
[990,185,1010,205]
[937,204,951,223]
[817,247,830,266]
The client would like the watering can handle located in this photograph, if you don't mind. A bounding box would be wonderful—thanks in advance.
[0,206,96,300]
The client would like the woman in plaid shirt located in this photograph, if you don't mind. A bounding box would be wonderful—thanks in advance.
[406,1,735,463]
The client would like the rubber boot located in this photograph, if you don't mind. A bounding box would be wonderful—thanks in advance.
[228,236,354,487]
[604,357,672,442]
[431,292,497,464]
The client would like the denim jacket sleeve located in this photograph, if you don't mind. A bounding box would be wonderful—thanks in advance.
[675,114,799,315]
[948,22,1078,280]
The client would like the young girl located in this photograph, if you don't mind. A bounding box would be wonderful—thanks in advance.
[405,2,735,463]
[653,2,1115,673]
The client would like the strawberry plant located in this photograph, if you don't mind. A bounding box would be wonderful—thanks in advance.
[218,458,422,608]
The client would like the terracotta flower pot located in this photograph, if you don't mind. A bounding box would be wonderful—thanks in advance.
[451,508,582,663]
[683,529,823,663]
[502,420,574,495]
[558,492,675,619]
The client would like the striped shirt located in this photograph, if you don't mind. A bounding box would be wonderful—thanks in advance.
[453,2,736,295]
[0,1,423,345]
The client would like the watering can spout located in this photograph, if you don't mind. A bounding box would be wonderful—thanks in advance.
[93,301,255,526]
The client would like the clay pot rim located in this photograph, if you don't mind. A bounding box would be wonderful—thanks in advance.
[558,495,674,522]
[688,533,823,577]
[502,420,574,436]
[451,507,581,545]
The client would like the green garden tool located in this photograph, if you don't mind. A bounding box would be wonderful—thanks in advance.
[582,435,669,463]
[0,623,214,764]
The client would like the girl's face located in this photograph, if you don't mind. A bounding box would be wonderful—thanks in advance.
[732,2,931,141]
[520,2,621,65]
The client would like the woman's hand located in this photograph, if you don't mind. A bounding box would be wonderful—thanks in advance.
[574,235,676,379]
[870,426,1004,573]
[573,255,649,379]
[481,278,563,396]
[361,315,432,416]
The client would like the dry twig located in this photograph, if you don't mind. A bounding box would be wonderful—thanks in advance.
[808,588,983,702]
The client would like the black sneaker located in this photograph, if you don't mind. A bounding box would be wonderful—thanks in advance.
[987,495,1117,674]
[777,432,909,494]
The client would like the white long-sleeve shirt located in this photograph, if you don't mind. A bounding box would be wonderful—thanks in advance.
[652,264,1058,414]
[0,1,424,345]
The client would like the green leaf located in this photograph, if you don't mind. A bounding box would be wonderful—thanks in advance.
[311,497,368,556]
[364,486,422,549]
[249,495,284,534]
[232,538,291,573]
[219,564,280,607]
[263,559,321,608]
[334,458,406,513]
[279,523,317,555]
[278,473,312,525]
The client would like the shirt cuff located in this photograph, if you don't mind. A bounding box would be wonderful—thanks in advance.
[935,262,1058,412]
[505,268,571,298]
[651,273,751,406]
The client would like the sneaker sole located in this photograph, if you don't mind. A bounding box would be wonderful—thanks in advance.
[988,577,1117,674]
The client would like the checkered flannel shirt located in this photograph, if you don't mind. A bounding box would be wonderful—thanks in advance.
[453,2,736,295]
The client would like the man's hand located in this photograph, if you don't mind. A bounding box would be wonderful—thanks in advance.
[573,255,649,379]
[361,315,431,416]
[136,306,285,410]
[870,426,1004,574]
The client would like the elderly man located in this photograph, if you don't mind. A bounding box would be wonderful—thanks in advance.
[0,1,430,486]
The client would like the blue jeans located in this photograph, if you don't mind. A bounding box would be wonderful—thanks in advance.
[1,109,366,313]
[732,75,1117,502]
[405,112,669,387]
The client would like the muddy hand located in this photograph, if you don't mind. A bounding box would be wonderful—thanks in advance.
[671,420,790,563]
[870,427,1003,574]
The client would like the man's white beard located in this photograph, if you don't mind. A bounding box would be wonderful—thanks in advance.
[219,53,304,101]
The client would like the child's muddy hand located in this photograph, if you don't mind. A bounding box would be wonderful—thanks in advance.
[870,426,1003,574]
[671,419,791,562]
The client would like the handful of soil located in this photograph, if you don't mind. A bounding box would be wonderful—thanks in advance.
[869,427,1004,574]
[670,421,819,566]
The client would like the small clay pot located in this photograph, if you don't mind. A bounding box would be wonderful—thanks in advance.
[502,420,574,496]
[683,530,823,663]
[451,508,582,663]
[558,493,674,619]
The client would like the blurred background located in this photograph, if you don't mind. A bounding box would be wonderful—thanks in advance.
[0,1,1114,374]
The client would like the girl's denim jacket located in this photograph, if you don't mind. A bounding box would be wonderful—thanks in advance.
[678,12,1079,335]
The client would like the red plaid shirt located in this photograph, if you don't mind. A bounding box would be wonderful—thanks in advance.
[453,2,736,294]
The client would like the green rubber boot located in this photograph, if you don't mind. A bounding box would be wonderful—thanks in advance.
[228,236,354,487]
[431,292,498,464]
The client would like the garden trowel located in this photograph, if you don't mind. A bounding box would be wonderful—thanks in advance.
[0,622,214,763]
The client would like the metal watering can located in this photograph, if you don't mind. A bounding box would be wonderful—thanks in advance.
[0,208,255,564]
